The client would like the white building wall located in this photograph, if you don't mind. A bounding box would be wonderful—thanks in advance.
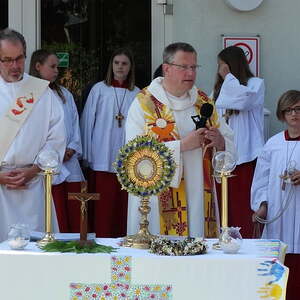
[7,0,300,137]
[168,0,300,137]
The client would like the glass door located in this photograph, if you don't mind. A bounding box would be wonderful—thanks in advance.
[41,0,152,111]
[0,0,8,30]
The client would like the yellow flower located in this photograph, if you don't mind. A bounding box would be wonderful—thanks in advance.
[125,257,130,263]
[154,286,161,291]
[111,284,117,289]
[95,285,102,292]
[125,274,130,281]
[112,274,118,281]
[135,288,141,295]
[116,260,123,265]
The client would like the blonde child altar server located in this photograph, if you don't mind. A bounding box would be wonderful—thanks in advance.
[30,49,85,233]
[251,90,300,299]
[81,48,139,237]
[213,46,265,238]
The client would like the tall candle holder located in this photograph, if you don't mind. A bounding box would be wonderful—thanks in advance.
[212,151,242,253]
[36,150,59,248]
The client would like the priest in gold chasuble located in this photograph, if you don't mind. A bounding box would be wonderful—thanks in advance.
[126,43,235,238]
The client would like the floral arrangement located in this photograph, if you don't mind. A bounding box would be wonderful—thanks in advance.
[150,237,207,256]
[114,135,176,197]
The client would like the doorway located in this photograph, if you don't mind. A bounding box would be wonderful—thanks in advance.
[41,0,151,110]
[0,0,8,30]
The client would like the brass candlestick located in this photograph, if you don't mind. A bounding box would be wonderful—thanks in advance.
[212,151,236,250]
[122,196,156,249]
[36,150,60,248]
[37,168,56,247]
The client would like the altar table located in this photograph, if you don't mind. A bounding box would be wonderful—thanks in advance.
[0,238,288,300]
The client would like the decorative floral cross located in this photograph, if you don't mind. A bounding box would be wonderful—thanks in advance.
[70,256,172,300]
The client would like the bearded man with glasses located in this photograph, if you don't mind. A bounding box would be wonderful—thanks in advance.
[126,42,236,238]
[0,28,66,241]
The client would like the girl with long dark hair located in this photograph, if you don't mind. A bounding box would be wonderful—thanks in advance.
[213,46,265,238]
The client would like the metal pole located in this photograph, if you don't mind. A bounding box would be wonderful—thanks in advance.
[221,175,228,228]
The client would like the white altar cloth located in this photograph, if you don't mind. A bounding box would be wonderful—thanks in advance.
[0,238,288,300]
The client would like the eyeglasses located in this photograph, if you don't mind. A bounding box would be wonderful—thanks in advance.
[283,106,300,115]
[0,54,26,66]
[167,63,200,72]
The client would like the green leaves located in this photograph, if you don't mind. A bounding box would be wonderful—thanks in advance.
[41,240,118,254]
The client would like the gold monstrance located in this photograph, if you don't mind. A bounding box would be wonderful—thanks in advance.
[114,136,176,249]
[36,150,60,247]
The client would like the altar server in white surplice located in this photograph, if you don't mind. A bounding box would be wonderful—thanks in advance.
[126,42,235,238]
[251,90,300,253]
[29,49,85,233]
[213,46,265,238]
[81,48,139,237]
[0,29,65,241]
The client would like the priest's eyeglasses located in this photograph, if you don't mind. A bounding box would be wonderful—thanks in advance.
[284,106,300,115]
[167,63,200,72]
[0,54,26,66]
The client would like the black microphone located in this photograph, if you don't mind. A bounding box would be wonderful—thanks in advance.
[191,103,214,129]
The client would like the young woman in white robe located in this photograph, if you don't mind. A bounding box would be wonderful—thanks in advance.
[213,46,265,238]
[81,48,139,237]
[29,49,85,233]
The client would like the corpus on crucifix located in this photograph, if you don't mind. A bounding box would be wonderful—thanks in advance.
[68,181,100,245]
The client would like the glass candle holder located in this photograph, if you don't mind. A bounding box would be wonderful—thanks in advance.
[219,227,243,254]
[7,224,30,250]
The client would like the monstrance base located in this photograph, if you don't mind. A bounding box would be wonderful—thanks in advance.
[121,232,157,249]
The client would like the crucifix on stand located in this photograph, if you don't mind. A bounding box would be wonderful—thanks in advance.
[68,181,100,245]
